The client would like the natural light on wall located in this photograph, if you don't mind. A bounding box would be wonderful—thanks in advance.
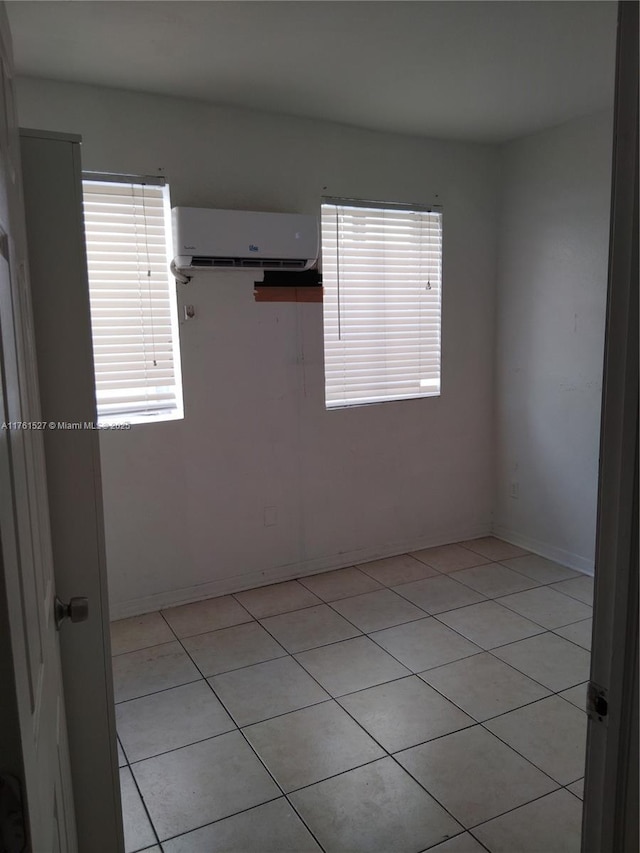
[82,175,183,425]
[321,199,443,409]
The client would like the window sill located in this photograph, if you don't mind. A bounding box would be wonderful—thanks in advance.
[97,411,184,428]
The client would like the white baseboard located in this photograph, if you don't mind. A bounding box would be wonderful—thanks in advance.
[492,524,595,576]
[109,522,492,620]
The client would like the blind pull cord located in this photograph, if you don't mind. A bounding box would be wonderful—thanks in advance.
[336,208,342,341]
[140,185,158,367]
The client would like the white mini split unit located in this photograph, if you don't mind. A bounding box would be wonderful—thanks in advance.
[172,207,319,277]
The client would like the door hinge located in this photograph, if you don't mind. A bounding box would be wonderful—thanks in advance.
[0,774,26,852]
[587,681,609,723]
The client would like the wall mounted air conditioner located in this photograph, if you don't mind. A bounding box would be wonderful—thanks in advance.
[172,207,319,273]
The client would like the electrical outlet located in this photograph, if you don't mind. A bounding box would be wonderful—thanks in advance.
[510,482,519,500]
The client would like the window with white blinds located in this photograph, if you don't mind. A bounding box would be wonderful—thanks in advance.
[82,176,183,423]
[321,200,443,409]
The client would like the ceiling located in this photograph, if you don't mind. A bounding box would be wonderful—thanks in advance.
[6,1,618,143]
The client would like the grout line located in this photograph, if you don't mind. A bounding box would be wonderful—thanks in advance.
[152,794,284,849]
[489,593,592,624]
[124,763,163,850]
[116,734,129,769]
[227,696,334,730]
[163,593,256,622]
[438,832,494,853]
[114,675,204,706]
[548,626,591,652]
[463,788,574,844]
[125,726,239,767]
[548,587,594,606]
[428,612,546,649]
[229,596,324,620]
[386,745,559,838]
[159,616,256,643]
[111,637,182,659]
[475,711,586,792]
[428,600,591,647]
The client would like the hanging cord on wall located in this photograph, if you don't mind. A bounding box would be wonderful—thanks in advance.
[170,259,191,284]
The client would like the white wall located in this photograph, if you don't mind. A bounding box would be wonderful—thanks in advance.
[17,78,500,616]
[494,111,613,573]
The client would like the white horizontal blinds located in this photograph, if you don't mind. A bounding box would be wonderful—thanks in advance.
[83,179,179,419]
[322,201,442,408]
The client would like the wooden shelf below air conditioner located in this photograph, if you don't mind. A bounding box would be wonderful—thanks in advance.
[254,286,323,303]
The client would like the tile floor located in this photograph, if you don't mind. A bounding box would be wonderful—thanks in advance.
[111,537,593,853]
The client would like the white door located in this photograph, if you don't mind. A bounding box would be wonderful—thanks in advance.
[0,10,77,852]
[19,128,125,852]
[582,2,639,851]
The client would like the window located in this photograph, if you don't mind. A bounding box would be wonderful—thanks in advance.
[321,199,443,409]
[82,174,183,424]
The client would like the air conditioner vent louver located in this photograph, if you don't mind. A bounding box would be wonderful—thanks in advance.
[190,256,308,269]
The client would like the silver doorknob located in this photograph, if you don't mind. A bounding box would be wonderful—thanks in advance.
[54,596,89,630]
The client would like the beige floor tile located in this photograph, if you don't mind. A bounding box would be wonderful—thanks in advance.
[397,725,557,828]
[260,603,360,653]
[436,600,544,650]
[410,543,491,573]
[472,789,582,852]
[161,798,322,853]
[330,588,427,632]
[420,652,550,721]
[460,536,529,561]
[116,681,235,762]
[371,617,481,672]
[182,622,286,676]
[554,619,592,650]
[501,554,581,584]
[551,575,594,605]
[559,683,588,712]
[161,596,252,638]
[492,632,590,691]
[119,767,156,853]
[339,675,473,752]
[233,580,321,618]
[209,655,329,726]
[429,833,488,852]
[451,563,540,597]
[485,695,587,785]
[132,731,279,840]
[393,575,486,614]
[295,635,409,696]
[497,586,592,629]
[111,612,175,656]
[567,778,584,800]
[357,553,439,586]
[243,700,384,792]
[112,642,201,703]
[299,566,383,601]
[290,758,462,853]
